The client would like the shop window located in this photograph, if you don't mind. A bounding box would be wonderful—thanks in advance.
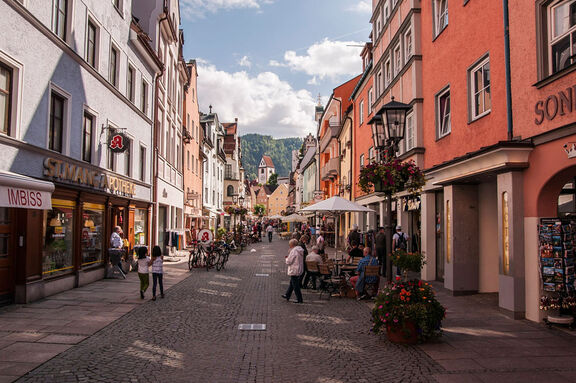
[0,62,12,136]
[433,0,449,38]
[86,19,98,69]
[49,91,65,153]
[43,199,75,277]
[134,208,148,246]
[436,87,451,139]
[469,56,491,120]
[82,203,104,268]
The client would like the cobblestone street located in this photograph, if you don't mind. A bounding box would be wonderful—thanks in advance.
[14,238,441,383]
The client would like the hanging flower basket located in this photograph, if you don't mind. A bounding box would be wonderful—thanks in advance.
[359,159,425,195]
[225,206,247,216]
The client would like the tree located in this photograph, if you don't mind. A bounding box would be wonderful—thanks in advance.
[254,204,266,217]
[267,173,278,186]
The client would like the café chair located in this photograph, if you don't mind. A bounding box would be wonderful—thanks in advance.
[363,265,380,298]
[318,264,343,300]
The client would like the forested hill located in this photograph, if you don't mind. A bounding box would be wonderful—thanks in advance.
[241,134,303,179]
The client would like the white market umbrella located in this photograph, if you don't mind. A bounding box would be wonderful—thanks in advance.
[301,196,376,250]
[268,214,284,219]
[282,213,308,223]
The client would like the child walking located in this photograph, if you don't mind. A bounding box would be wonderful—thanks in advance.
[151,245,164,301]
[137,247,150,299]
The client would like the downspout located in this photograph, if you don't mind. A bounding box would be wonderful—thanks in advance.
[152,38,166,245]
[503,0,514,141]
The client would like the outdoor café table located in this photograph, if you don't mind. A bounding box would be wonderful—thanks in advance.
[339,264,357,277]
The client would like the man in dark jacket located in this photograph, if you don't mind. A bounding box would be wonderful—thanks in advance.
[347,224,360,249]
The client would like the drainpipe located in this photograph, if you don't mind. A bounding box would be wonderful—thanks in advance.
[152,42,166,245]
[503,0,514,141]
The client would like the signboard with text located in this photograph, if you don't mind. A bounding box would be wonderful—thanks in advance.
[0,186,52,210]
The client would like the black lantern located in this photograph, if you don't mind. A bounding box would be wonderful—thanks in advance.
[239,195,245,207]
[382,97,410,142]
[369,114,386,150]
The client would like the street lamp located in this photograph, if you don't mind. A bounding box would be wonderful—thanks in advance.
[367,97,411,283]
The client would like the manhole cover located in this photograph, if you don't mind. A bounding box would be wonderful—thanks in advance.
[255,273,269,277]
[238,324,266,331]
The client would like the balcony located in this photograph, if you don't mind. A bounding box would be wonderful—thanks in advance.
[321,157,339,181]
[319,123,341,152]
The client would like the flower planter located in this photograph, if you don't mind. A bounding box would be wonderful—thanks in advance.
[386,321,418,344]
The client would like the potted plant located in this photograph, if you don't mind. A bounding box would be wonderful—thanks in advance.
[359,159,425,195]
[372,279,446,344]
[392,249,425,281]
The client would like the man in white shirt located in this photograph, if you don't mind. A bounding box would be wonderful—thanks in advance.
[266,224,274,243]
[109,226,125,278]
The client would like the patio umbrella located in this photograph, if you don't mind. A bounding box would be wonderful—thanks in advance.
[268,214,284,219]
[282,213,308,223]
[301,196,375,250]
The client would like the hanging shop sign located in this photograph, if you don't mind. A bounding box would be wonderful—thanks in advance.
[534,85,576,125]
[43,157,135,197]
[108,132,128,153]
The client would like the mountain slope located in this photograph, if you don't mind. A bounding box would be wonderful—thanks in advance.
[241,134,303,179]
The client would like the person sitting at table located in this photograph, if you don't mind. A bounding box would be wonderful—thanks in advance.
[346,240,363,264]
[349,247,379,300]
[302,245,323,290]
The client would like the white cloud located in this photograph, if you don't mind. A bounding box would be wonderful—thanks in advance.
[348,1,371,13]
[181,0,273,19]
[270,39,363,82]
[197,63,317,138]
[238,55,252,68]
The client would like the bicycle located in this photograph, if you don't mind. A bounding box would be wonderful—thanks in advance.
[188,241,207,270]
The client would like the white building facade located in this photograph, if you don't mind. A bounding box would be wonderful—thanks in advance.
[201,112,225,229]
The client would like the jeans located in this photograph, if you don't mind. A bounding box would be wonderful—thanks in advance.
[268,232,272,242]
[152,273,164,297]
[285,275,303,302]
[138,273,149,292]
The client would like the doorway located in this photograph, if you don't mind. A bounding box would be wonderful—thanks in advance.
[435,192,445,281]
[0,208,14,305]
[158,206,167,248]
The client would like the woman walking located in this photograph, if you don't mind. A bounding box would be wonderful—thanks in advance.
[151,245,165,301]
[282,239,305,303]
[137,247,150,299]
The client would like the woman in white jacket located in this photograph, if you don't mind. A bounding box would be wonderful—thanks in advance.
[282,239,304,303]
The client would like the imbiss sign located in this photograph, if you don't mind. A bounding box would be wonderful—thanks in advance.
[43,158,136,197]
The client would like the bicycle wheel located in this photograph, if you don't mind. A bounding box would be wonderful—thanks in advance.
[205,251,215,271]
[188,251,194,270]
[215,251,224,271]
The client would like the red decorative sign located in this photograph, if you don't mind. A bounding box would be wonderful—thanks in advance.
[108,132,128,153]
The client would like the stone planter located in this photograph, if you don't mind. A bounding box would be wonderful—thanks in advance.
[386,321,418,344]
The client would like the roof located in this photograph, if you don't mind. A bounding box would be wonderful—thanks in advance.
[263,185,277,195]
[300,146,316,171]
[222,122,237,135]
[261,155,275,168]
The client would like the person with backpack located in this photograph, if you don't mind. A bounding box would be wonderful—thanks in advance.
[392,225,408,276]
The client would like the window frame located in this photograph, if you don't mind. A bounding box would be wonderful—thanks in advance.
[86,18,99,69]
[139,145,146,182]
[52,0,69,41]
[405,112,415,152]
[82,111,94,163]
[0,62,13,136]
[384,57,392,87]
[436,86,451,140]
[359,100,364,124]
[360,154,365,168]
[109,44,119,87]
[468,54,491,121]
[368,87,373,114]
[405,28,413,59]
[48,88,68,153]
[141,80,148,114]
[433,0,449,38]
[394,44,402,76]
[127,64,135,103]
[547,0,576,75]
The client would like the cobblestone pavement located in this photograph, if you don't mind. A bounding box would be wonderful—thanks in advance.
[16,238,442,383]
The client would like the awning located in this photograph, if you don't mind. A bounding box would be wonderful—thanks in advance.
[0,171,55,210]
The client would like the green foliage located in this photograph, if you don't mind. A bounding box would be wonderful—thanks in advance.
[372,279,446,342]
[267,173,278,186]
[392,250,426,273]
[253,204,266,216]
[216,227,227,239]
[241,134,303,179]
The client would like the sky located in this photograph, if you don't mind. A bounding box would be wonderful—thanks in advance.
[180,0,372,138]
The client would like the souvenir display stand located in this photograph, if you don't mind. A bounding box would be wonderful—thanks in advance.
[538,219,576,327]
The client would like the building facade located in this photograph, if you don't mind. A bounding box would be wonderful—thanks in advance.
[0,0,161,303]
[200,111,225,229]
[257,155,275,184]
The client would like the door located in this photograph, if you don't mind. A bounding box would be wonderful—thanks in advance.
[435,192,445,281]
[0,208,14,305]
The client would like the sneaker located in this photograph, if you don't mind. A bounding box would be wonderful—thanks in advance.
[281,294,289,301]
[140,291,144,299]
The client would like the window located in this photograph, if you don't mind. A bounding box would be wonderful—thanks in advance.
[109,46,119,87]
[141,80,148,113]
[434,0,449,37]
[359,100,364,124]
[368,147,375,162]
[49,92,65,152]
[86,20,97,68]
[139,146,146,182]
[469,56,491,120]
[405,113,415,151]
[376,70,383,96]
[385,58,391,87]
[227,185,234,196]
[124,138,131,176]
[52,0,68,40]
[384,1,390,23]
[360,154,365,168]
[0,63,12,136]
[187,150,190,170]
[127,66,135,102]
[405,29,413,59]
[368,87,373,114]
[436,88,451,139]
[82,112,93,162]
[394,44,402,76]
[548,0,576,74]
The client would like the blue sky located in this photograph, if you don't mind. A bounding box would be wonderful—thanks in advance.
[180,0,371,138]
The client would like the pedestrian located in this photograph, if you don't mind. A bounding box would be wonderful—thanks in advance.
[298,234,310,288]
[349,247,379,300]
[346,240,363,264]
[392,225,409,276]
[110,226,126,278]
[150,245,164,301]
[375,227,386,276]
[347,224,361,250]
[316,231,325,255]
[282,239,304,303]
[137,246,150,299]
[266,223,274,242]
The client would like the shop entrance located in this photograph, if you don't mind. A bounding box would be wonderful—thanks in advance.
[0,208,14,305]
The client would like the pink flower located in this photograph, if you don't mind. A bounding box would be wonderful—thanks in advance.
[393,319,398,323]
[378,305,383,309]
